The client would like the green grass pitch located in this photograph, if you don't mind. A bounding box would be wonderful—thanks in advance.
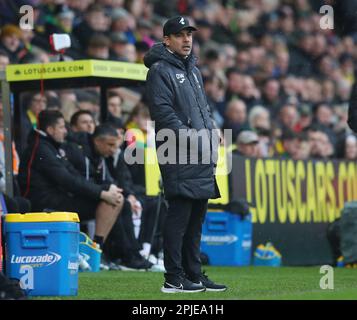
[35,266,357,300]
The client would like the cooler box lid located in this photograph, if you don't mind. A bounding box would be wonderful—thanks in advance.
[5,212,80,223]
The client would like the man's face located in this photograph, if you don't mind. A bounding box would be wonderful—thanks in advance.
[108,96,122,118]
[94,135,119,157]
[164,29,193,57]
[87,46,109,59]
[2,35,20,52]
[239,142,259,157]
[47,118,67,143]
[30,94,47,115]
[72,114,95,134]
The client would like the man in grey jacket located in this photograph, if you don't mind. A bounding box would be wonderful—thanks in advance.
[144,16,227,293]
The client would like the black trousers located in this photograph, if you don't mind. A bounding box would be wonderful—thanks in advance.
[164,196,207,281]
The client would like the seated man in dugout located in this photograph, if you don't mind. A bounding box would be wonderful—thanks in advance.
[18,110,124,257]
[66,114,158,270]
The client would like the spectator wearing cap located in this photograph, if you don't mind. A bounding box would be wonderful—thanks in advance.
[295,103,313,132]
[110,32,130,61]
[0,24,24,63]
[135,20,155,48]
[234,130,260,158]
[86,34,111,60]
[110,8,136,45]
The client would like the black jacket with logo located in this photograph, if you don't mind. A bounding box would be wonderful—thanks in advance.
[144,43,220,200]
[18,130,106,211]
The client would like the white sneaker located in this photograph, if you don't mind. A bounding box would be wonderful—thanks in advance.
[139,250,149,260]
[148,254,158,264]
[148,264,165,272]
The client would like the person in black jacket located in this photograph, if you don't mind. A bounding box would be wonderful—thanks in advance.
[18,110,124,251]
[66,120,155,270]
[144,16,226,293]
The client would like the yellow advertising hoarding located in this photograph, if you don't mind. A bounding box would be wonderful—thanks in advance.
[6,60,148,82]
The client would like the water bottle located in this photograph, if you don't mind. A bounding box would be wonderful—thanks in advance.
[79,254,91,271]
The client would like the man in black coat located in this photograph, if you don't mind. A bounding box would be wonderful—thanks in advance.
[66,121,154,270]
[18,110,124,250]
[144,16,226,293]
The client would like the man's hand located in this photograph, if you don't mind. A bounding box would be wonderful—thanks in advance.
[127,194,142,216]
[100,184,123,206]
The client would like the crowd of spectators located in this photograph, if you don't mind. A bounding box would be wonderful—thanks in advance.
[1,0,356,162]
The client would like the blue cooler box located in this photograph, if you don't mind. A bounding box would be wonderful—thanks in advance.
[201,211,252,266]
[5,212,79,296]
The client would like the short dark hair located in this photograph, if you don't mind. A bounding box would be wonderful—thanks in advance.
[107,91,122,101]
[38,110,64,132]
[93,124,118,139]
[70,110,94,127]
